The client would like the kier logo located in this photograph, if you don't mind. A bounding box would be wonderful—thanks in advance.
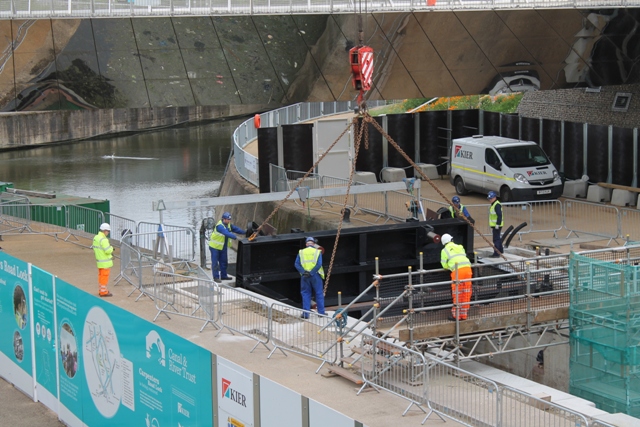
[527,170,545,176]
[454,145,473,159]
[222,378,247,407]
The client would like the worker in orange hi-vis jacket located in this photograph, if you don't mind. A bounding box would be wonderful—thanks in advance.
[92,223,114,297]
[440,233,472,321]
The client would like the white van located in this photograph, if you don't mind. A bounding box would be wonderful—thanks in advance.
[449,135,563,202]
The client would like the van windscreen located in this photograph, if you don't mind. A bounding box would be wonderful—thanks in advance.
[496,145,550,168]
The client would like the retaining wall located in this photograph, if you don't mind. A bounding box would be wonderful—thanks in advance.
[0,104,270,151]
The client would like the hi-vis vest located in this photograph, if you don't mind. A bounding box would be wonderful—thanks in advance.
[449,204,466,218]
[209,220,231,250]
[489,200,504,227]
[441,242,471,271]
[299,247,325,279]
[92,231,114,269]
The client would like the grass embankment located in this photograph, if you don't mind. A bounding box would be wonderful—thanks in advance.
[371,93,524,116]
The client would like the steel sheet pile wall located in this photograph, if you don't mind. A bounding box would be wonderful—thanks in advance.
[569,248,640,417]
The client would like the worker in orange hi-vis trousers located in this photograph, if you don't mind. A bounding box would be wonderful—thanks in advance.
[440,233,473,321]
[92,223,114,297]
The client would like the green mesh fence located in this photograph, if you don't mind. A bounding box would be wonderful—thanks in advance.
[569,251,640,417]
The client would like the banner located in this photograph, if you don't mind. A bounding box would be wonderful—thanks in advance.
[0,251,33,397]
[55,279,213,427]
[217,357,254,427]
[31,266,58,411]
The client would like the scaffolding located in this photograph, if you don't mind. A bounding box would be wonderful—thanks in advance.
[569,247,640,418]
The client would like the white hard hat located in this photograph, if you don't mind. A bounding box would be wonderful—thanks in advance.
[100,223,111,231]
[441,233,453,245]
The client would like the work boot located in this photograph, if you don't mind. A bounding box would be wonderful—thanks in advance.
[100,292,113,298]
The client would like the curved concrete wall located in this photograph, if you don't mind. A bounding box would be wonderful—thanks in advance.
[1,9,639,111]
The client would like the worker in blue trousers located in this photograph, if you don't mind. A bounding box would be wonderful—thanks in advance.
[208,212,245,282]
[488,191,504,257]
[294,237,326,318]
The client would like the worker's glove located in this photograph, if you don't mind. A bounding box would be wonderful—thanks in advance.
[495,226,501,230]
[302,271,311,278]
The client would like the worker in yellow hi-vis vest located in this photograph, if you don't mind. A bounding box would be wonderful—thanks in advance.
[294,237,325,319]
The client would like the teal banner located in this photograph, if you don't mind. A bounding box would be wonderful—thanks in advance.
[0,251,32,390]
[32,266,57,399]
[55,279,213,427]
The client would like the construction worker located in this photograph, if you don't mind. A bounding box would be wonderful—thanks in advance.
[93,223,114,297]
[294,237,325,318]
[487,191,504,258]
[440,233,472,321]
[449,196,475,224]
[209,212,246,282]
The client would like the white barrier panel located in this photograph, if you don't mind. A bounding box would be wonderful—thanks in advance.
[268,302,338,364]
[217,285,271,352]
[564,200,620,240]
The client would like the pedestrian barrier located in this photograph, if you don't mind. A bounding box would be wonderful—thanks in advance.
[422,352,499,426]
[358,334,429,417]
[106,213,137,246]
[135,222,196,262]
[564,200,620,242]
[0,203,69,238]
[618,207,640,242]
[216,285,271,352]
[498,385,589,427]
[152,269,220,331]
[268,302,338,365]
[65,205,106,248]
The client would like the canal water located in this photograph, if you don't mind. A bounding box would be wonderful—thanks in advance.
[0,119,243,231]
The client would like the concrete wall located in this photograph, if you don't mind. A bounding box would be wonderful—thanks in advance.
[465,334,570,392]
[0,104,270,151]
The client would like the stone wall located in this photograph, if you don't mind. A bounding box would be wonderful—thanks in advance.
[517,84,640,129]
[0,104,270,151]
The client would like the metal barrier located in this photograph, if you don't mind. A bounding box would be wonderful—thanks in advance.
[498,385,590,427]
[563,200,620,242]
[619,207,640,242]
[65,205,105,248]
[216,285,272,352]
[135,222,196,262]
[358,334,429,417]
[422,352,499,426]
[268,302,338,365]
[105,213,137,246]
[152,269,220,331]
[0,203,69,238]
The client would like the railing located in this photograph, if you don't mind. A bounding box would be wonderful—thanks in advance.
[0,0,637,19]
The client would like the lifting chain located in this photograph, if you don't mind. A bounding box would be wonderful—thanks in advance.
[323,116,365,295]
[248,119,355,241]
[361,113,507,261]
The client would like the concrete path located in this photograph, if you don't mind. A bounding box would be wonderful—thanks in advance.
[0,376,63,426]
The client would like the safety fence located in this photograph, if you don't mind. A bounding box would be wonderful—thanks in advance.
[268,302,339,364]
[1,0,638,19]
[152,269,220,331]
[359,334,594,427]
[216,285,271,351]
[262,167,640,242]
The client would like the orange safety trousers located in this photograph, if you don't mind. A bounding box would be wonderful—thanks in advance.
[450,266,472,320]
[98,268,111,295]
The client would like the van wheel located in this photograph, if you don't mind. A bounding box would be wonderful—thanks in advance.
[500,186,513,202]
[454,177,468,195]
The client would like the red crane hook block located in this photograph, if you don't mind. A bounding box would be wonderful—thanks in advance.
[349,46,374,93]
